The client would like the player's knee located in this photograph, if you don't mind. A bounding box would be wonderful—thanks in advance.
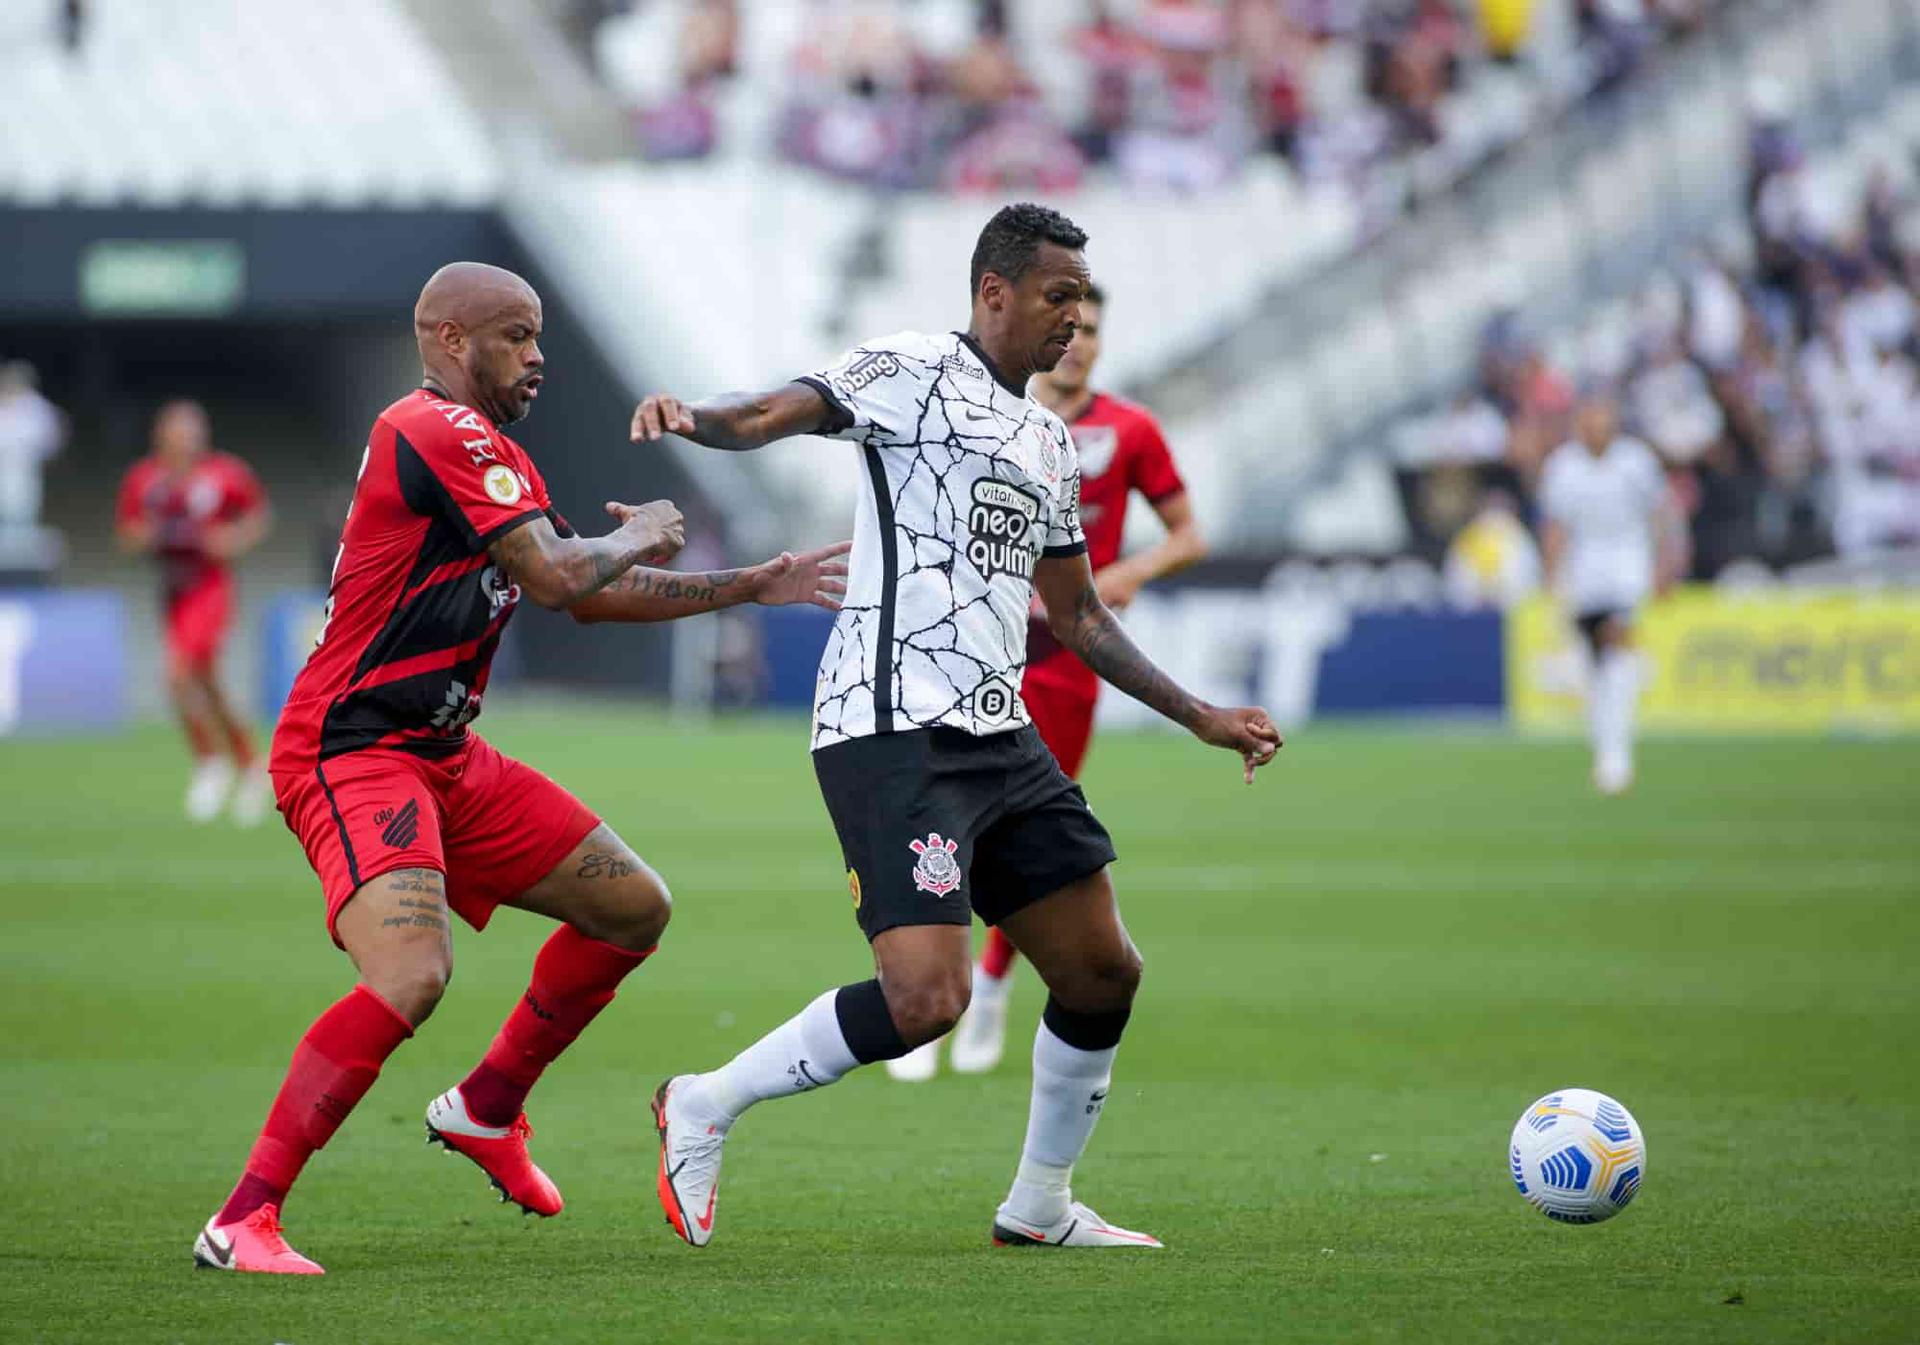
[579,870,672,951]
[370,950,452,1027]
[1056,944,1142,1014]
[885,970,971,1046]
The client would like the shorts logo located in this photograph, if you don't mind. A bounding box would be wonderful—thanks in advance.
[967,479,1040,582]
[972,674,1018,726]
[483,464,523,505]
[831,350,900,398]
[847,867,862,910]
[381,799,420,849]
[908,833,961,897]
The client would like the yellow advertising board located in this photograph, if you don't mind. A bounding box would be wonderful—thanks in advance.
[1507,588,1920,733]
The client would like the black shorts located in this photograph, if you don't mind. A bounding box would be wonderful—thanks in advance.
[813,725,1118,941]
[1574,609,1629,657]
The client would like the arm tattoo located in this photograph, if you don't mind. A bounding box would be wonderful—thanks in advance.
[576,851,636,880]
[1066,582,1205,729]
[602,567,745,606]
[491,519,662,608]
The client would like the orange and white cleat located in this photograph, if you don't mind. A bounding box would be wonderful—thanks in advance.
[652,1075,729,1247]
[992,1200,1163,1249]
[192,1204,325,1274]
[424,1087,563,1217]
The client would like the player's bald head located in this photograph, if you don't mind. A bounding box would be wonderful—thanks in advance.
[414,262,548,426]
[414,262,539,348]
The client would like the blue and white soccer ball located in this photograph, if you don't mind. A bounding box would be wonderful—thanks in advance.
[1508,1088,1645,1224]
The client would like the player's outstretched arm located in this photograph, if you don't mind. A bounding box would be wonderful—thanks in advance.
[1033,552,1282,784]
[571,538,850,624]
[488,502,686,610]
[629,384,833,453]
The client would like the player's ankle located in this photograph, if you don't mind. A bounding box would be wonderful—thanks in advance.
[216,1171,286,1227]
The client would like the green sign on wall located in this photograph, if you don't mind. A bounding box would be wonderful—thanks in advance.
[79,240,245,315]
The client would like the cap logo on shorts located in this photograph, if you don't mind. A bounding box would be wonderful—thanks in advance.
[908,833,961,897]
[847,867,862,909]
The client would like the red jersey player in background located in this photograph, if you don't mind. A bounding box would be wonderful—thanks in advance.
[115,400,274,825]
[193,262,848,1275]
[886,281,1206,1083]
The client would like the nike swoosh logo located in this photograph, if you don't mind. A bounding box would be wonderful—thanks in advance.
[202,1228,233,1267]
[1089,1089,1109,1103]
[961,409,995,423]
[695,1186,718,1233]
[794,1059,823,1089]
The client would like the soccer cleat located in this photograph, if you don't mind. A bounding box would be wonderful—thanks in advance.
[885,1038,941,1082]
[1594,751,1634,796]
[424,1087,563,1217]
[192,1204,325,1274]
[230,766,273,828]
[991,1200,1163,1249]
[948,988,1010,1075]
[652,1075,728,1247]
[184,758,236,824]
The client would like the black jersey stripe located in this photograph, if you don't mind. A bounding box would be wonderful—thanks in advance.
[862,444,899,734]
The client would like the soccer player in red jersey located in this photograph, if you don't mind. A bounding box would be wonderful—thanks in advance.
[115,400,274,825]
[886,282,1206,1081]
[192,262,849,1276]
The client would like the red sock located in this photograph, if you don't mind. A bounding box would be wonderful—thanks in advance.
[981,926,1018,980]
[459,927,654,1128]
[216,985,413,1224]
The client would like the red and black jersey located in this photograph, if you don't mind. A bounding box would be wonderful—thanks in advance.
[115,451,267,599]
[1026,392,1188,679]
[270,390,568,774]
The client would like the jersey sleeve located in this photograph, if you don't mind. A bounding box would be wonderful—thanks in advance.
[796,332,938,442]
[114,464,151,530]
[1044,449,1087,558]
[1538,452,1575,525]
[218,457,267,520]
[394,416,548,551]
[1127,412,1187,504]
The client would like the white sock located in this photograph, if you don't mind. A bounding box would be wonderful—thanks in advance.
[1001,1022,1117,1227]
[971,961,1011,1007]
[688,989,861,1126]
[1595,650,1640,766]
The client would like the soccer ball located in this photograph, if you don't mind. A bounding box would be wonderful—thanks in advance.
[1508,1088,1645,1224]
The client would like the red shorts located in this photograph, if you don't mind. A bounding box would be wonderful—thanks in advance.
[165,574,233,675]
[1022,656,1100,779]
[273,734,600,946]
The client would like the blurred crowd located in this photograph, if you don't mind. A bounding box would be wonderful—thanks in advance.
[575,0,1733,196]
[1401,116,1920,596]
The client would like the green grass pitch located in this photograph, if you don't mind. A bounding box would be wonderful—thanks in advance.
[2,706,1916,1342]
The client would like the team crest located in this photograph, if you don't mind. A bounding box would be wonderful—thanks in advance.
[1071,424,1117,478]
[908,833,961,896]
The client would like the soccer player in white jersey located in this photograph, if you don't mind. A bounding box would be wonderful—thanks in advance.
[628,203,1282,1250]
[1539,386,1684,795]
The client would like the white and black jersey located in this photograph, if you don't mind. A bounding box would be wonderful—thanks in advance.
[1539,436,1667,616]
[798,330,1086,749]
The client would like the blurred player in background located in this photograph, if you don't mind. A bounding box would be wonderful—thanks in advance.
[887,281,1206,1082]
[193,262,847,1276]
[114,400,273,824]
[1539,386,1684,795]
[634,204,1278,1251]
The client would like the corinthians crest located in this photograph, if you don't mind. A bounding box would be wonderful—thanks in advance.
[908,833,961,896]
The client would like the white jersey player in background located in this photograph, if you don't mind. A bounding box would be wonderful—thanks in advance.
[1538,387,1685,795]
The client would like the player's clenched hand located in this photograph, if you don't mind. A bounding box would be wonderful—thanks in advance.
[1193,706,1283,784]
[604,499,685,565]
[630,395,696,443]
[752,539,852,611]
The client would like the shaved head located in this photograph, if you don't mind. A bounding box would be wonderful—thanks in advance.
[414,262,538,355]
[414,262,546,426]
